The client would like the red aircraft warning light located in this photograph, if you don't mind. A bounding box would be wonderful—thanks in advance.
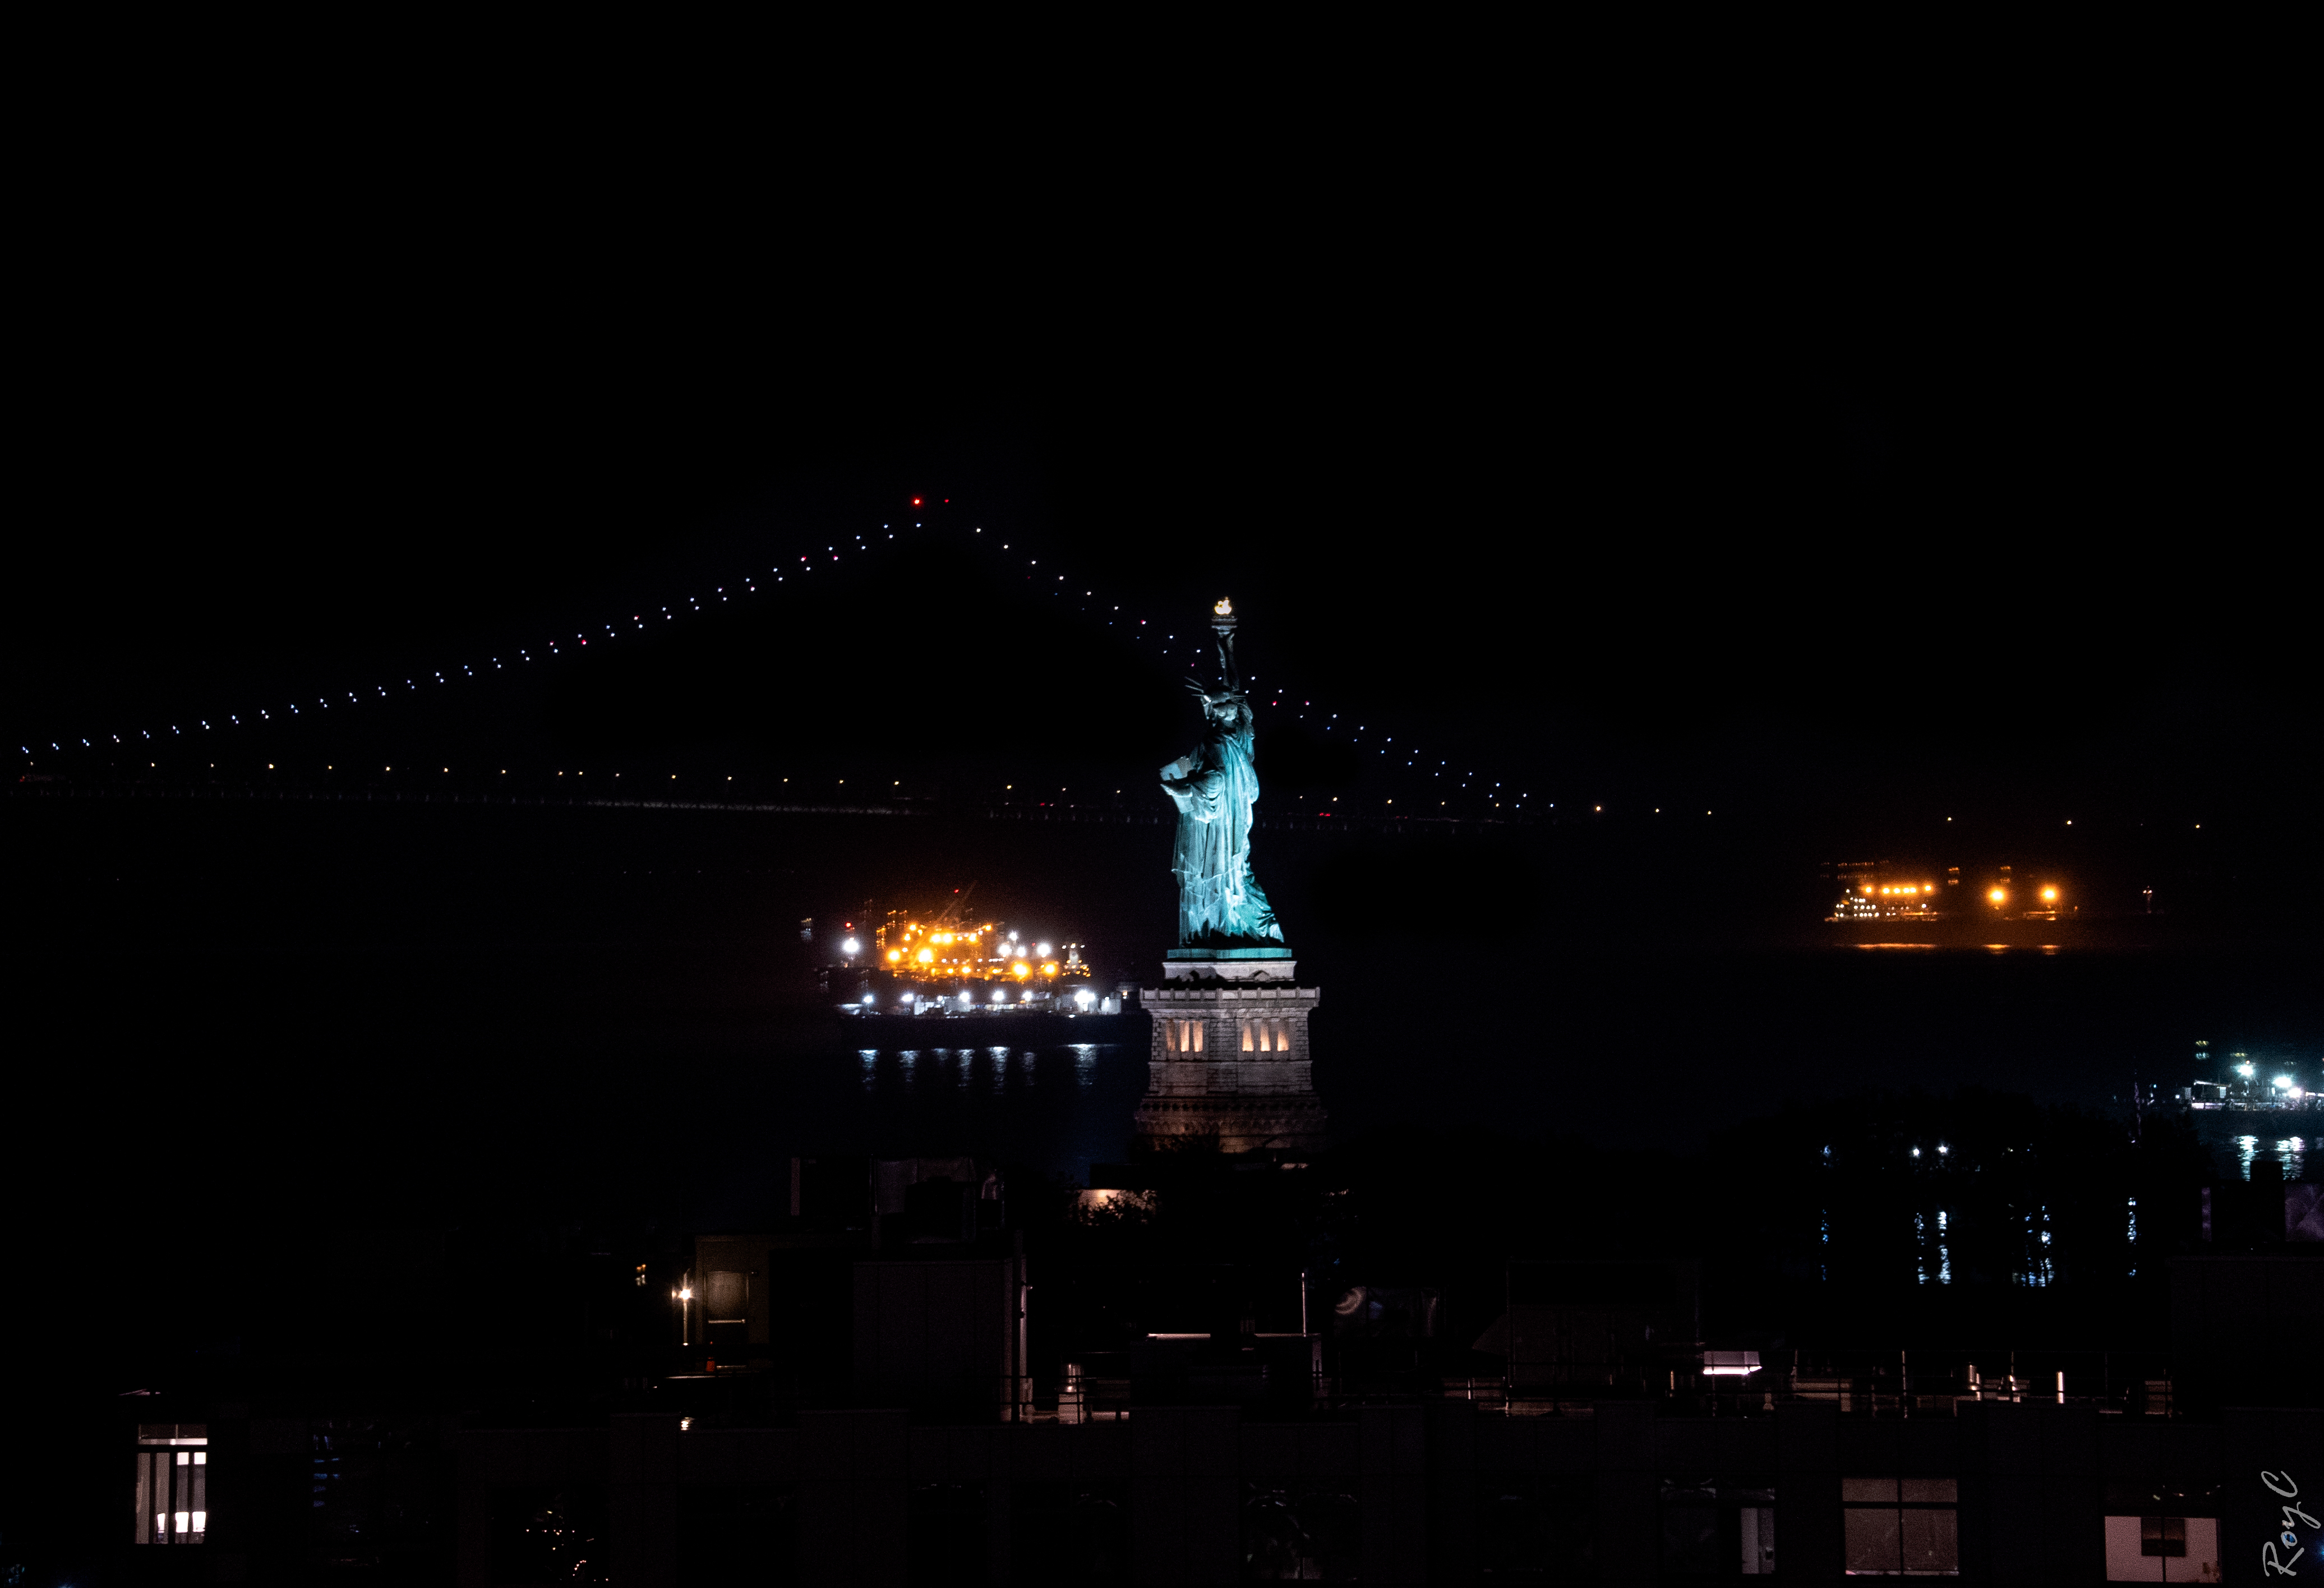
[911,496,923,506]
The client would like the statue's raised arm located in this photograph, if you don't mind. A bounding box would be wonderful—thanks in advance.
[1210,596,1244,694]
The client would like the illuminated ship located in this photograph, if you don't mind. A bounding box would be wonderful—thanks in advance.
[817,887,1121,1020]
[2175,1040,2319,1115]
[1825,862,2075,926]
[1829,861,1944,922]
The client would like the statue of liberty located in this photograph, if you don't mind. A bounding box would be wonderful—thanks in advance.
[1160,599,1283,947]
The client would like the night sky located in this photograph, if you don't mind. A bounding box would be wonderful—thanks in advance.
[12,224,2314,926]
[12,156,2312,835]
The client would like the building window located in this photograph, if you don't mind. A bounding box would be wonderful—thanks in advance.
[1478,1473,1596,1581]
[705,1267,751,1357]
[1015,1481,1129,1585]
[680,1485,798,1587]
[705,1269,749,1321]
[133,1425,207,1546]
[1240,1018,1289,1052]
[1242,1484,1359,1581]
[489,1485,607,1584]
[1169,1019,1202,1054]
[1242,1020,1255,1051]
[909,1483,988,1586]
[2102,1513,2220,1581]
[1661,1479,1776,1576]
[1842,1478,1956,1575]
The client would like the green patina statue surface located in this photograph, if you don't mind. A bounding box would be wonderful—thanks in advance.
[1159,601,1284,947]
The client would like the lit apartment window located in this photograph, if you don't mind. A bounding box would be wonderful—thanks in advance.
[134,1424,208,1545]
[2102,1511,2219,1581]
[1842,1478,1956,1575]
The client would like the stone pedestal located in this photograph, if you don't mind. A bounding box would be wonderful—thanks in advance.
[1132,954,1326,1155]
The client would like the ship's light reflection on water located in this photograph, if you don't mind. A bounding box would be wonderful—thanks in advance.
[822,1042,1139,1182]
[2234,1134,2308,1181]
[855,1045,1121,1097]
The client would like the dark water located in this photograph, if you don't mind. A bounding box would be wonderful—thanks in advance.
[10,795,2322,1243]
[831,1040,1143,1184]
[768,943,2323,1195]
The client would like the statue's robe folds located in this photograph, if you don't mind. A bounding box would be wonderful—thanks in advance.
[1161,715,1281,945]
